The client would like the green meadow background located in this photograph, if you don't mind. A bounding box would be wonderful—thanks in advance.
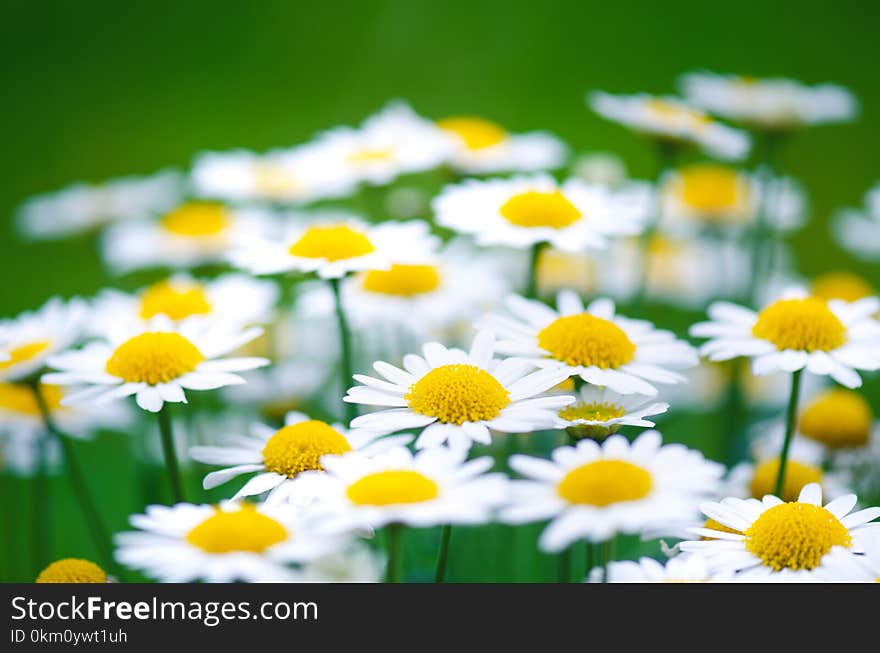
[1,0,879,582]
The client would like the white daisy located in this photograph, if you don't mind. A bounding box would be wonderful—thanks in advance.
[690,288,880,388]
[344,330,574,451]
[480,290,698,396]
[435,116,568,174]
[16,168,183,241]
[588,91,750,160]
[291,445,509,531]
[554,385,668,441]
[680,483,880,580]
[433,174,646,253]
[115,501,345,582]
[723,456,849,504]
[811,271,877,304]
[299,541,385,583]
[833,182,880,261]
[501,431,724,551]
[814,540,880,582]
[42,315,269,413]
[680,71,858,130]
[190,411,411,499]
[606,555,730,583]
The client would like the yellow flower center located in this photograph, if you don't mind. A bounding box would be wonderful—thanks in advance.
[744,502,851,571]
[405,364,510,424]
[811,272,876,303]
[558,401,626,422]
[0,340,51,372]
[799,389,873,449]
[105,332,205,384]
[499,190,582,229]
[288,225,376,262]
[186,505,288,553]
[0,382,64,416]
[751,298,847,352]
[675,164,747,215]
[36,558,107,583]
[537,248,595,294]
[701,517,742,540]
[346,148,395,165]
[557,460,653,506]
[261,420,352,478]
[646,99,710,130]
[361,264,442,296]
[161,202,229,237]
[749,458,824,502]
[346,470,440,506]
[252,162,301,198]
[138,280,212,321]
[538,314,636,368]
[436,116,508,150]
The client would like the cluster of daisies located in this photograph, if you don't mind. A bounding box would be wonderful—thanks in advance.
[7,70,880,584]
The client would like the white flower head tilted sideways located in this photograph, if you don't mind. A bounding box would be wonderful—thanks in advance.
[680,484,880,581]
[501,431,725,552]
[42,315,269,412]
[480,291,698,396]
[690,287,880,388]
[554,384,668,442]
[344,330,574,451]
[833,182,880,262]
[433,174,646,253]
[115,501,346,583]
[189,411,411,500]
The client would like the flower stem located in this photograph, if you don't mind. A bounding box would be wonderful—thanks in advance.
[329,277,356,423]
[386,523,403,583]
[557,547,571,583]
[596,537,615,583]
[525,242,545,300]
[32,433,51,575]
[433,524,452,583]
[157,405,185,503]
[774,369,803,498]
[585,541,595,580]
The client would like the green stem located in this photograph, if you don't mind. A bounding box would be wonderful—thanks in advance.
[32,433,50,576]
[723,360,747,465]
[597,537,615,583]
[386,524,403,583]
[330,277,356,423]
[157,405,185,503]
[433,525,452,583]
[557,547,571,583]
[774,369,803,498]
[585,541,595,581]
[525,242,545,300]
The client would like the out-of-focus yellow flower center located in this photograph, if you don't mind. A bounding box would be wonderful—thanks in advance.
[749,458,823,502]
[138,280,212,321]
[751,298,847,352]
[0,340,51,372]
[361,264,441,296]
[537,248,596,294]
[646,99,710,129]
[559,401,626,422]
[0,382,64,416]
[346,470,439,506]
[36,558,107,583]
[701,517,742,540]
[346,148,395,165]
[436,117,508,150]
[557,460,653,506]
[405,364,510,424]
[744,502,851,571]
[810,272,876,303]
[252,162,301,198]
[161,202,229,237]
[261,420,352,478]
[538,314,636,369]
[500,190,582,229]
[675,164,747,215]
[186,505,288,553]
[799,389,873,448]
[288,225,376,262]
[106,332,204,384]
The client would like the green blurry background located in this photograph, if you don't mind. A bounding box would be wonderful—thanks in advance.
[2,0,879,582]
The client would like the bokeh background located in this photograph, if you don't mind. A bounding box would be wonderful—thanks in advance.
[2,0,879,581]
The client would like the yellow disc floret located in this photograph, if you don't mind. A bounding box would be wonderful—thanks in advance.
[405,364,510,424]
[499,190,582,229]
[261,420,352,477]
[0,382,64,416]
[749,458,823,502]
[437,117,508,150]
[161,202,229,237]
[288,225,376,262]
[675,164,747,216]
[105,332,205,384]
[744,502,851,571]
[361,264,441,296]
[557,460,653,506]
[799,389,873,448]
[139,280,212,320]
[0,340,51,372]
[811,272,876,303]
[559,402,626,423]
[36,558,107,583]
[346,470,439,506]
[186,505,288,553]
[751,298,847,352]
[538,314,636,368]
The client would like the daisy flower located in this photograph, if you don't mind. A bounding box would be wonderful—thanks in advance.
[433,174,647,253]
[815,540,880,582]
[481,291,698,396]
[605,555,730,583]
[42,315,269,413]
[680,71,858,130]
[811,271,877,304]
[690,288,880,388]
[723,456,849,504]
[16,168,183,241]
[299,542,385,583]
[570,152,628,188]
[36,558,110,583]
[501,431,724,551]
[190,411,411,499]
[291,445,509,532]
[435,116,568,174]
[588,91,750,160]
[797,388,875,451]
[554,385,668,442]
[680,484,880,580]
[344,330,574,451]
[833,182,880,261]
[115,501,344,582]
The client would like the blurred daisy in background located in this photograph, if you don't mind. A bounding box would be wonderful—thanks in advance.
[554,385,668,442]
[723,453,849,504]
[605,554,730,583]
[222,359,331,421]
[570,152,629,188]
[833,182,880,261]
[810,271,877,304]
[35,558,110,583]
[298,541,385,583]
